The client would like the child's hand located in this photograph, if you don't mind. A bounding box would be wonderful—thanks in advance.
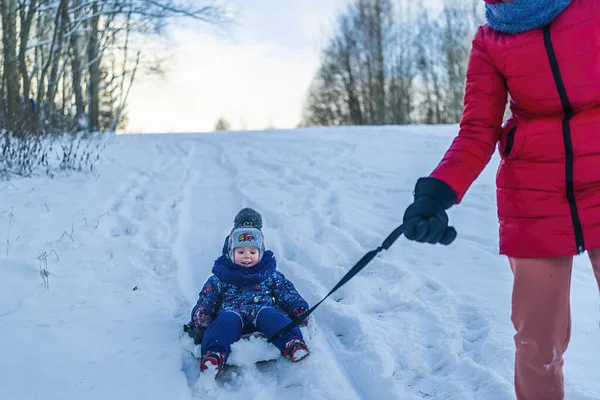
[291,306,309,327]
[193,308,214,328]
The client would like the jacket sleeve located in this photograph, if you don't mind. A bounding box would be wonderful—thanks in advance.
[270,271,309,315]
[429,26,508,203]
[191,275,221,321]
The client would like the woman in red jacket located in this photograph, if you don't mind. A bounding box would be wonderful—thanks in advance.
[401,0,600,399]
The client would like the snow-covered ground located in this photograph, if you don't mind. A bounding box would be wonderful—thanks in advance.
[1,126,599,400]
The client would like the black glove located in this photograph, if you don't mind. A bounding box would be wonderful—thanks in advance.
[183,322,205,345]
[402,177,458,245]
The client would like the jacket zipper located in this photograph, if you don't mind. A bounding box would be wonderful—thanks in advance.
[543,24,585,254]
[504,126,517,157]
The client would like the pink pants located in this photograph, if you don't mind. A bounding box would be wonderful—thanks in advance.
[509,248,600,400]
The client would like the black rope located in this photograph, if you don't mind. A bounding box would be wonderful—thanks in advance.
[267,224,405,343]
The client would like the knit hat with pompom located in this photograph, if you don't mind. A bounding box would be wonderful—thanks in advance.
[227,208,265,262]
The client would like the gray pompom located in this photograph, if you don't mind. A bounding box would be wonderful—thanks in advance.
[233,207,263,229]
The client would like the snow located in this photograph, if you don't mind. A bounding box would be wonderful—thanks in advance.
[1,125,599,400]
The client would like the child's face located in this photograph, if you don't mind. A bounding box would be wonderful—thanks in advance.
[234,246,260,267]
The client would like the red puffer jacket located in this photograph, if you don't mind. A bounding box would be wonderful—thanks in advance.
[429,0,600,258]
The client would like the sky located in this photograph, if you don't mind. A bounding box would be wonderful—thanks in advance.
[123,0,443,134]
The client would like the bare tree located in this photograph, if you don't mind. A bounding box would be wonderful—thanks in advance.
[1,0,230,178]
[303,0,484,127]
[68,0,85,124]
[18,0,37,103]
[440,0,478,122]
[1,0,229,135]
[1,0,20,132]
[387,0,415,124]
[214,117,230,131]
[414,7,445,124]
[303,0,397,126]
[86,1,102,131]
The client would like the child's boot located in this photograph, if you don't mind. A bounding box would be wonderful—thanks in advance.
[200,351,226,372]
[283,339,309,362]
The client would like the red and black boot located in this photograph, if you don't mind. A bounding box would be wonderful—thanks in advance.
[200,351,226,373]
[283,339,310,362]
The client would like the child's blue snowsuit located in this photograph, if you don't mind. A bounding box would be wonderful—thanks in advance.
[191,240,309,357]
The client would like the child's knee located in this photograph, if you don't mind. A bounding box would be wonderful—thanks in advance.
[257,306,276,317]
[255,306,284,324]
[216,311,243,327]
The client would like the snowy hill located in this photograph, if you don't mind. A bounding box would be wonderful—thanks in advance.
[1,126,599,400]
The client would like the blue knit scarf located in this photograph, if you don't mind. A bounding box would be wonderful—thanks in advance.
[485,0,572,34]
[212,239,277,286]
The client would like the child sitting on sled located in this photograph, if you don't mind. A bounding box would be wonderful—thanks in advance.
[190,207,310,373]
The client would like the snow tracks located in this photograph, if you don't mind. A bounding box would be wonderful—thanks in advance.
[176,136,368,399]
[174,129,514,399]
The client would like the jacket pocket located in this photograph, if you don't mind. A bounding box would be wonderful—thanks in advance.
[503,126,517,158]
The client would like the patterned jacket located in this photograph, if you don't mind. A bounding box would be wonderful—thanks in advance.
[191,242,309,327]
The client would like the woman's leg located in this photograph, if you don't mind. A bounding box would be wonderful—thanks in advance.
[509,255,573,400]
[586,247,600,291]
